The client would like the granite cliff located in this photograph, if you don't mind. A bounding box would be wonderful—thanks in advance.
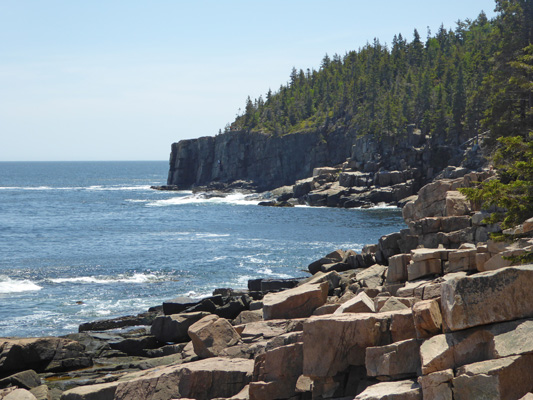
[167,129,354,191]
[166,126,484,196]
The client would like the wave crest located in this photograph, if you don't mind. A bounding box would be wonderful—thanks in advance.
[147,192,259,207]
[0,277,42,294]
[49,272,168,285]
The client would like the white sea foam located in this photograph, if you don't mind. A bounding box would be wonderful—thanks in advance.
[49,272,166,285]
[0,277,42,294]
[257,267,274,275]
[86,185,152,191]
[365,202,399,210]
[146,192,260,207]
[195,233,230,239]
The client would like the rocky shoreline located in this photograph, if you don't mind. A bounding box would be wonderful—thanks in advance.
[3,167,533,399]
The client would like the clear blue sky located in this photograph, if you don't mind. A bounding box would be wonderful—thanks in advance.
[1,1,497,161]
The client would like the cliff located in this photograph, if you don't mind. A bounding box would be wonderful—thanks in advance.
[167,129,356,191]
[167,125,484,194]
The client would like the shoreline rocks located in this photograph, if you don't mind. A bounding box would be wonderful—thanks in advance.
[4,167,533,399]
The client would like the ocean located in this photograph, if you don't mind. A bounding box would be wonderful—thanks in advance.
[0,161,405,337]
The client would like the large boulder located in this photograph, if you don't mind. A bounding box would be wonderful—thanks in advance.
[452,354,533,400]
[412,299,443,339]
[151,312,210,343]
[302,313,392,378]
[402,180,453,223]
[262,282,328,320]
[0,338,91,375]
[187,315,241,358]
[387,254,411,283]
[249,343,303,400]
[441,265,533,331]
[420,318,533,375]
[113,357,254,400]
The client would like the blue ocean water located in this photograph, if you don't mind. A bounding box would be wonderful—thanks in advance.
[0,161,405,337]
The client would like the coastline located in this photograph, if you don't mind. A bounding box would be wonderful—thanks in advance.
[3,166,533,399]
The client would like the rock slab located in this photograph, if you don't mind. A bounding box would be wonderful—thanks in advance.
[441,265,533,331]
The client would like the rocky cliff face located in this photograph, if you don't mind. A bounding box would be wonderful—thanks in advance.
[167,126,484,192]
[167,129,355,191]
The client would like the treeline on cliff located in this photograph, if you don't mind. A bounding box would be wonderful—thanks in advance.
[228,0,532,148]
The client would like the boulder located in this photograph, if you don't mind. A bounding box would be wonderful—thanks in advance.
[445,248,477,273]
[312,303,340,315]
[108,335,160,357]
[402,180,453,223]
[60,381,118,400]
[150,312,210,343]
[0,338,91,374]
[407,259,442,281]
[386,254,411,283]
[300,271,341,293]
[302,313,391,378]
[263,332,303,353]
[249,343,303,400]
[0,388,38,400]
[420,318,533,375]
[236,320,291,343]
[293,178,315,198]
[355,264,387,289]
[259,278,301,293]
[262,282,328,320]
[308,250,345,275]
[482,249,527,272]
[354,380,422,400]
[334,292,375,314]
[377,232,402,263]
[0,370,41,390]
[410,248,448,263]
[387,309,418,343]
[377,297,411,312]
[412,299,442,339]
[183,295,225,314]
[475,251,492,272]
[418,369,453,400]
[444,191,470,216]
[187,315,241,358]
[233,310,263,325]
[113,357,254,400]
[441,265,533,331]
[452,354,533,400]
[365,339,421,379]
[162,297,203,315]
[78,311,159,331]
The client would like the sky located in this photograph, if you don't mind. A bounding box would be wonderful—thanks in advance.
[0,1,498,161]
